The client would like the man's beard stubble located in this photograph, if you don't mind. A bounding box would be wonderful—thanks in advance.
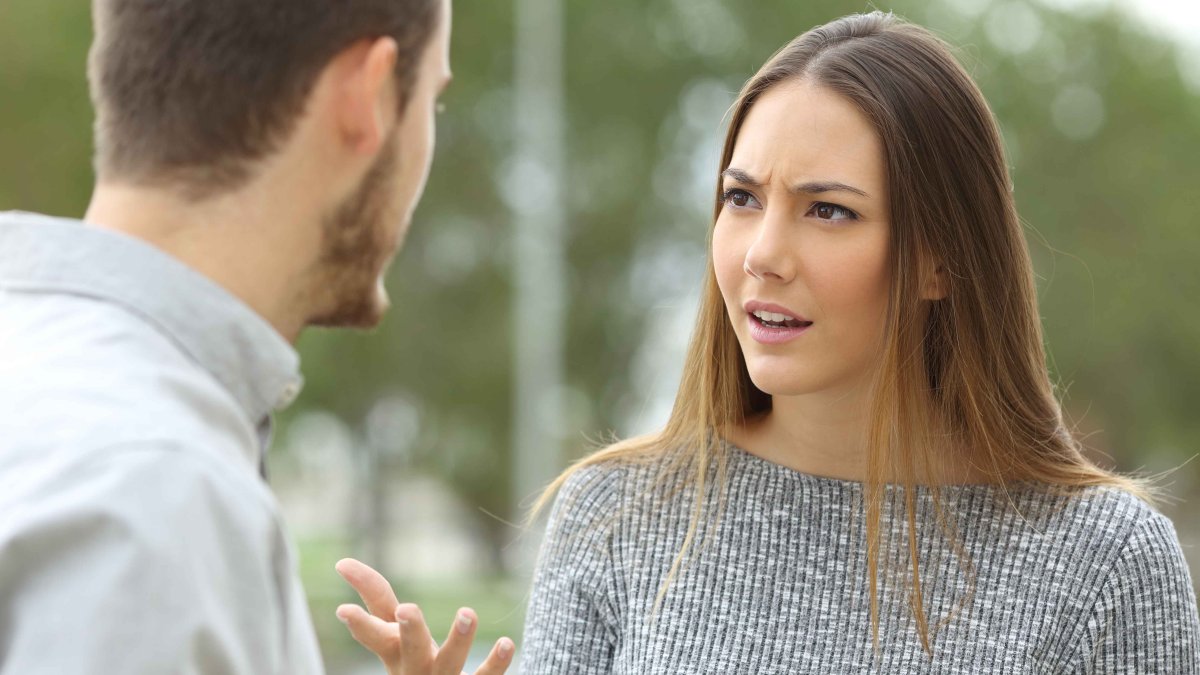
[306,133,402,329]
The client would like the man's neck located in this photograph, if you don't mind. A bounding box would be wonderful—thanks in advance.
[84,182,314,343]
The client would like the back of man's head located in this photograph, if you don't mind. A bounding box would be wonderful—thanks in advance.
[89,0,440,200]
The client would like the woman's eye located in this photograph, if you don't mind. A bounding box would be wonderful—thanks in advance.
[810,202,857,221]
[722,188,759,209]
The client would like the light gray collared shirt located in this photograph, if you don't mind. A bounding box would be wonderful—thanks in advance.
[0,211,324,673]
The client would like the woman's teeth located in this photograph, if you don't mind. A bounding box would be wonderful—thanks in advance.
[753,310,791,323]
[751,310,811,328]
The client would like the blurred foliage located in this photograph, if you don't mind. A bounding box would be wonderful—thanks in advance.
[3,0,1198,583]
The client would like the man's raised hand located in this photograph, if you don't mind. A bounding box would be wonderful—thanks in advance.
[335,558,515,675]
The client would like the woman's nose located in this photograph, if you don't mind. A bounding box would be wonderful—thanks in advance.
[743,214,795,283]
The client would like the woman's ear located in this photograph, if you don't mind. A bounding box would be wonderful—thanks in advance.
[920,255,949,301]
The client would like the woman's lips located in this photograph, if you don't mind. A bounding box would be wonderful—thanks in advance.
[743,300,810,323]
[747,312,813,344]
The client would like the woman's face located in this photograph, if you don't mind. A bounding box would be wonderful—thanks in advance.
[713,79,891,399]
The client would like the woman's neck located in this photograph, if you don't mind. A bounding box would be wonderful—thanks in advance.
[730,393,871,482]
[726,389,995,486]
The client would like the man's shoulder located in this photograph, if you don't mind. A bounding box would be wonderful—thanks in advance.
[0,293,260,472]
[1,438,275,531]
[0,210,81,236]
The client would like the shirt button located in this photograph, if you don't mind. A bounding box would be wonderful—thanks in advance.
[277,382,301,408]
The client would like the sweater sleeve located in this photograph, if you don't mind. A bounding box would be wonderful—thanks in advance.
[1074,511,1200,673]
[519,464,624,674]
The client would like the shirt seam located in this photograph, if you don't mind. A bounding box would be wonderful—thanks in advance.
[1059,509,1158,672]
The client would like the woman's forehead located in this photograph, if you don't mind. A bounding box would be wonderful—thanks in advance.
[729,80,885,195]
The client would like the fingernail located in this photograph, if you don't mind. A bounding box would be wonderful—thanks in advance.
[498,638,513,659]
[335,612,349,625]
[456,610,474,635]
[396,600,420,624]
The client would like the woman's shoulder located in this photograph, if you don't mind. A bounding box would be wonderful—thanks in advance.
[1023,486,1200,667]
[554,447,669,511]
[1009,483,1188,583]
[553,459,629,512]
[1020,483,1166,538]
[536,447,674,567]
[1072,485,1187,562]
[557,433,686,491]
[545,438,696,537]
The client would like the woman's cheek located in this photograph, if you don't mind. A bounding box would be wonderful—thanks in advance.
[817,235,891,351]
[712,220,745,301]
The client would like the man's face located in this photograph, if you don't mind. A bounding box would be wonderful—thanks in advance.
[309,0,452,329]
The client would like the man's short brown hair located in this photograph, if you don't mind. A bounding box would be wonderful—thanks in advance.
[89,0,440,198]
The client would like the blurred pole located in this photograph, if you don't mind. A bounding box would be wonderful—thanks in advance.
[365,432,388,573]
[511,0,566,542]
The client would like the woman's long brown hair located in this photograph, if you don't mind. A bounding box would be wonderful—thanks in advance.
[530,11,1157,655]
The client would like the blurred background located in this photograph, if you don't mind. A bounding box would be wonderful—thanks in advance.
[2,0,1198,670]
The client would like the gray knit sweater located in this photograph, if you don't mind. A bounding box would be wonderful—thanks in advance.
[520,444,1200,673]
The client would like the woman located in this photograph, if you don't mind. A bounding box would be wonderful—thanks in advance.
[519,11,1200,673]
[335,11,1199,674]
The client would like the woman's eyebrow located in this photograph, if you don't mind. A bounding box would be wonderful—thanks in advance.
[792,180,870,198]
[721,167,764,187]
[721,167,870,198]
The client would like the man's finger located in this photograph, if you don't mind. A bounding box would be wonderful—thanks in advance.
[432,607,477,675]
[335,558,401,621]
[396,603,437,670]
[472,637,515,675]
[335,603,401,662]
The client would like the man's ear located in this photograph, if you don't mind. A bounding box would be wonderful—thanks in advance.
[920,253,949,301]
[332,36,399,157]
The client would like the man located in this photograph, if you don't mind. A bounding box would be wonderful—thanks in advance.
[0,0,511,672]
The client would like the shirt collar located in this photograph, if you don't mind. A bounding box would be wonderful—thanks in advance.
[0,211,304,428]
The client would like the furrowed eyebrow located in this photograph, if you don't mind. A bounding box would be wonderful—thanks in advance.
[792,180,870,198]
[721,168,763,187]
[721,168,870,199]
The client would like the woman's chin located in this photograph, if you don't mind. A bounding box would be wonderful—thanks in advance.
[745,356,864,398]
[745,370,817,398]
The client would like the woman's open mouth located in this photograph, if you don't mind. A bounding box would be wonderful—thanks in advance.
[746,307,813,344]
[751,309,811,329]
